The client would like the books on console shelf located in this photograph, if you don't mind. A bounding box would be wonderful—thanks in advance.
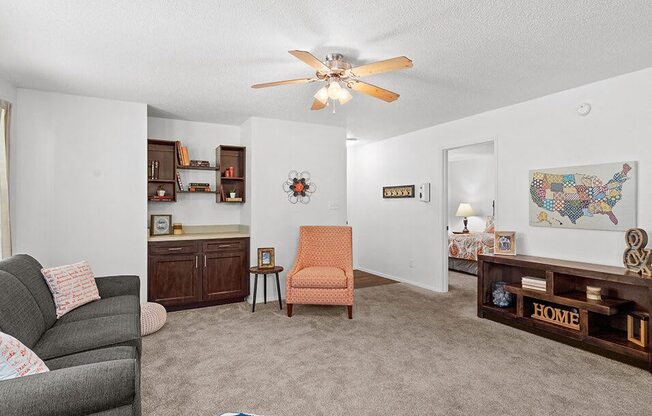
[521,276,546,291]
[188,187,212,192]
[189,182,210,187]
[522,284,546,292]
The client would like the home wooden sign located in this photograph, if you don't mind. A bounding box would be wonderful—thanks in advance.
[531,302,580,330]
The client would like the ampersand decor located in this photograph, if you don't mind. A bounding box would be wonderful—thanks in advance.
[623,228,652,277]
[283,171,316,204]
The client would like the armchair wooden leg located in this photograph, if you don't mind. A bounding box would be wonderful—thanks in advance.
[287,303,293,317]
[347,305,353,319]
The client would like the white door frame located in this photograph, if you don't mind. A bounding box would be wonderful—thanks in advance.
[440,137,498,291]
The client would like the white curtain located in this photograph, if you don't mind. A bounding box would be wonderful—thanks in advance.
[0,101,11,258]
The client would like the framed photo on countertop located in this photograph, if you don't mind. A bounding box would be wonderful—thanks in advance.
[150,215,173,236]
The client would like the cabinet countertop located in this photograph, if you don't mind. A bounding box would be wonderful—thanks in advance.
[148,232,249,242]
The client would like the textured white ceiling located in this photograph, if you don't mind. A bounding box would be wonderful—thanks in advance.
[1,1,651,140]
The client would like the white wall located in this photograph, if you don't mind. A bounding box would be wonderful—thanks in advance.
[348,68,652,292]
[147,117,242,225]
[0,79,16,104]
[447,153,495,232]
[246,117,347,303]
[13,90,148,299]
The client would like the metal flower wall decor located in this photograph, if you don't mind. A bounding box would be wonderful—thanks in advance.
[283,170,316,204]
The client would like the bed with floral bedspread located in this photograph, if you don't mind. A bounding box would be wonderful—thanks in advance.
[448,232,494,261]
[448,231,494,274]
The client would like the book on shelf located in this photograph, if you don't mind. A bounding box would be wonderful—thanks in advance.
[521,276,546,291]
[225,197,243,202]
[176,141,184,165]
[521,284,546,292]
[522,276,546,284]
[190,160,211,167]
[189,182,210,187]
[149,195,174,201]
[188,187,212,192]
[176,171,184,191]
[181,146,190,166]
[153,160,159,179]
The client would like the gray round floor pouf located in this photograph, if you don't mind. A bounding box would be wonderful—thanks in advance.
[141,302,167,336]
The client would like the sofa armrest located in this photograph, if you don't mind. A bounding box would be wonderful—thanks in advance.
[0,359,137,416]
[95,275,140,299]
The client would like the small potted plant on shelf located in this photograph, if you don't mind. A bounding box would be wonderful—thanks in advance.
[156,185,166,197]
[229,188,237,199]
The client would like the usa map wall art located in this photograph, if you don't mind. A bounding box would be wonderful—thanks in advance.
[529,162,637,231]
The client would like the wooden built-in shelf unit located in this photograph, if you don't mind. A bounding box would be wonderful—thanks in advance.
[147,139,177,202]
[216,145,246,203]
[147,139,246,203]
[478,254,651,372]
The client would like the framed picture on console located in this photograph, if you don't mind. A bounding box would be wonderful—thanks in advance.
[494,231,516,255]
[150,215,172,236]
[257,247,275,269]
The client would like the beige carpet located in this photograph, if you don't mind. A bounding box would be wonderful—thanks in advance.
[142,272,651,415]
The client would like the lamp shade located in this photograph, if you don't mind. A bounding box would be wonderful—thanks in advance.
[455,203,475,217]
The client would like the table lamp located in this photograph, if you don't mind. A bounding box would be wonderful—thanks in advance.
[455,203,475,233]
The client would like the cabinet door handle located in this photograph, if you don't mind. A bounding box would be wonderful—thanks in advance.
[204,254,207,267]
[218,244,234,248]
[168,247,182,251]
[195,256,198,269]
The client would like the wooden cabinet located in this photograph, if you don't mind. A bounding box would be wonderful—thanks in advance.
[478,253,652,373]
[148,238,249,310]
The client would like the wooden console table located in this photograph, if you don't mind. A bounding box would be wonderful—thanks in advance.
[478,254,651,372]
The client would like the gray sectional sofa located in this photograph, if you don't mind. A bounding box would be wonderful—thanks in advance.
[0,254,141,416]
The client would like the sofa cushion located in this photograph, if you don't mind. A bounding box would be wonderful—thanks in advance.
[0,254,57,329]
[32,314,140,360]
[41,261,101,319]
[45,346,136,371]
[291,266,348,289]
[57,296,140,325]
[0,270,46,348]
[0,331,49,380]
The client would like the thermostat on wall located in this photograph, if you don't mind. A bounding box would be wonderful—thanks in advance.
[418,183,430,202]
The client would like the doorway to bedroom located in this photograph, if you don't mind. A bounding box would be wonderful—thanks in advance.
[444,141,496,292]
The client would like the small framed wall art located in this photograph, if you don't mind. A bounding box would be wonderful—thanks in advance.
[494,231,516,255]
[383,185,415,199]
[150,215,173,236]
[257,247,275,269]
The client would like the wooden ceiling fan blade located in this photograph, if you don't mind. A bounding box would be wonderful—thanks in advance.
[349,56,413,77]
[251,78,317,89]
[289,50,330,73]
[348,81,399,102]
[311,99,327,111]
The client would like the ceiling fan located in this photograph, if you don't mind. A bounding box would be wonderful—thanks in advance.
[251,50,413,110]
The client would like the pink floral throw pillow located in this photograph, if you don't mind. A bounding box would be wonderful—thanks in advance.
[0,331,49,380]
[41,261,101,318]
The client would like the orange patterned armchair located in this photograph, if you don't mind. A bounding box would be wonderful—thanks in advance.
[286,226,354,319]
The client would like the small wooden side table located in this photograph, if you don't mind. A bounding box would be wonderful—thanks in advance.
[249,265,284,313]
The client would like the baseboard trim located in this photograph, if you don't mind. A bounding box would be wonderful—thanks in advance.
[356,267,443,292]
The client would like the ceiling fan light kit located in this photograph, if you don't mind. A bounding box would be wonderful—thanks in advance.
[252,50,413,111]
